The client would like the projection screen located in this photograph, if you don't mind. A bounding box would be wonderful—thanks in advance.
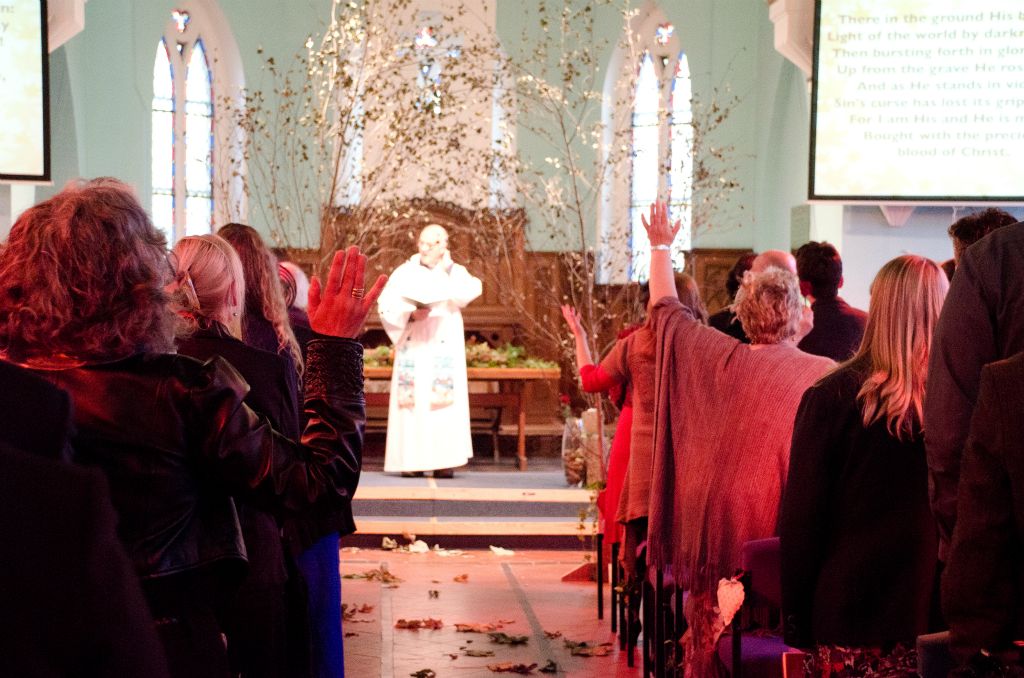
[0,0,49,182]
[810,0,1024,202]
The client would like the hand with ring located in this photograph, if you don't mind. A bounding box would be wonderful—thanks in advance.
[308,246,387,339]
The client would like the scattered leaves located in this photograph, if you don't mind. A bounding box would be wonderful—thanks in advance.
[543,630,562,639]
[342,567,402,583]
[455,622,501,633]
[395,618,444,630]
[410,670,436,678]
[454,573,469,583]
[488,632,529,645]
[563,639,613,656]
[539,660,558,673]
[382,536,399,550]
[489,545,515,557]
[344,631,358,637]
[428,590,439,599]
[465,649,496,657]
[341,603,374,621]
[487,662,538,674]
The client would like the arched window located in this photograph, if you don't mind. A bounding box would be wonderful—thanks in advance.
[601,6,691,283]
[151,3,244,244]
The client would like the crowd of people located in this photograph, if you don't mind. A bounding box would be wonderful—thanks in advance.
[0,179,1022,677]
[562,203,1024,676]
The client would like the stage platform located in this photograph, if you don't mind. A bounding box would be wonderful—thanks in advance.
[349,465,596,549]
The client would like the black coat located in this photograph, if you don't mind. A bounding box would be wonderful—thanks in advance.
[178,323,301,585]
[943,352,1024,664]
[0,358,73,460]
[29,339,364,582]
[797,297,867,363]
[781,364,937,647]
[925,220,1024,558]
[0,362,169,676]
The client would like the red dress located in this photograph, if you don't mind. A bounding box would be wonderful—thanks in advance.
[578,325,642,545]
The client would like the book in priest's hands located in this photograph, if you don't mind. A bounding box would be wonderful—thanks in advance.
[400,291,449,309]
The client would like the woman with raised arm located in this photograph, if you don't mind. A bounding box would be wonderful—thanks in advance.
[780,256,946,669]
[642,201,834,676]
[220,223,353,678]
[0,179,385,678]
[561,276,706,573]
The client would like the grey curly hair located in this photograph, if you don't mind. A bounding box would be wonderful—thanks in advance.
[733,267,803,345]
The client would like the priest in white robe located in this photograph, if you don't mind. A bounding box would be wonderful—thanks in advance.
[378,224,483,477]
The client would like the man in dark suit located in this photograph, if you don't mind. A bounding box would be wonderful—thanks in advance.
[795,241,867,362]
[0,361,170,677]
[925,220,1024,561]
[943,352,1024,672]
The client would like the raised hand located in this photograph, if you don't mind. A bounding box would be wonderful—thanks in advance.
[640,201,680,248]
[560,304,586,338]
[308,246,388,339]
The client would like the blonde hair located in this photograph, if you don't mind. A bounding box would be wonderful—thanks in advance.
[850,255,948,440]
[168,235,246,339]
[733,267,802,344]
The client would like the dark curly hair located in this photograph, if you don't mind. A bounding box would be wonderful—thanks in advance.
[0,178,175,362]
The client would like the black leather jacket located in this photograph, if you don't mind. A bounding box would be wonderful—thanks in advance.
[29,337,364,581]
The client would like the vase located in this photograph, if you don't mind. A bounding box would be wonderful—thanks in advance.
[561,417,585,487]
[580,407,606,487]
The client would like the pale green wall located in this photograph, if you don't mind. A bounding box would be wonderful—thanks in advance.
[48,0,805,252]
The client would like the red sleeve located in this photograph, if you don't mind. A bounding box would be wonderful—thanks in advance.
[579,363,621,393]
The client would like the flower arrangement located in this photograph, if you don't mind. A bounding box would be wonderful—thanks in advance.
[363,341,557,369]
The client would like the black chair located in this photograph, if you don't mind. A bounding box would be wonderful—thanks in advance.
[717,537,796,678]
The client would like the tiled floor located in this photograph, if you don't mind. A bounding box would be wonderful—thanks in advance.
[341,547,643,677]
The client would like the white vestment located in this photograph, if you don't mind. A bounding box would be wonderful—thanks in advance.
[378,253,482,472]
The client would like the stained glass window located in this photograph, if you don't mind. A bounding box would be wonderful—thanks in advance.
[669,52,693,254]
[184,41,213,236]
[626,35,692,282]
[151,40,175,243]
[629,53,660,282]
[152,11,216,244]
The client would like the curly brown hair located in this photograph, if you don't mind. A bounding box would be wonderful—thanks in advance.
[218,223,302,374]
[0,178,175,362]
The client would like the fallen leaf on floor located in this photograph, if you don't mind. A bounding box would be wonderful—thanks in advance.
[488,632,529,645]
[409,670,435,678]
[543,630,562,639]
[448,653,459,660]
[539,660,558,673]
[453,573,469,583]
[344,632,358,637]
[489,545,515,557]
[340,546,361,553]
[342,603,375,621]
[431,580,441,584]
[395,618,444,630]
[455,622,501,633]
[465,649,495,657]
[382,536,399,550]
[408,539,430,553]
[487,662,537,674]
[433,544,465,557]
[385,583,400,589]
[563,639,613,657]
[342,567,402,584]
[428,590,439,599]
[499,618,516,625]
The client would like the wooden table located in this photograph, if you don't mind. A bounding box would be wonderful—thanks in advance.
[364,366,561,471]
